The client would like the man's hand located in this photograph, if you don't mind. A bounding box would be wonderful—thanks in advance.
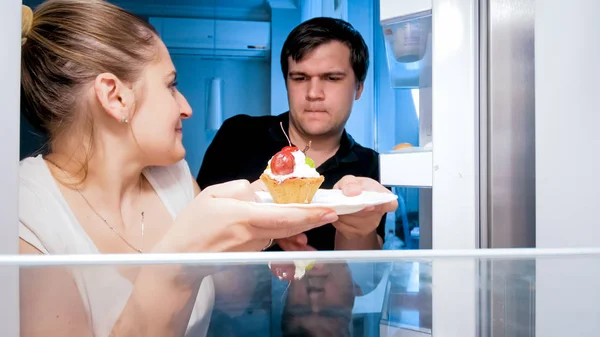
[333,175,398,241]
[275,234,317,251]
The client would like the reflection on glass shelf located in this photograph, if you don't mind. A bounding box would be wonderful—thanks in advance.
[381,261,432,336]
[3,249,600,336]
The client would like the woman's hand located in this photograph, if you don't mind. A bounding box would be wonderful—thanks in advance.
[159,180,338,253]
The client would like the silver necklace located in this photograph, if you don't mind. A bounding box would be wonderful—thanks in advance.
[46,159,145,253]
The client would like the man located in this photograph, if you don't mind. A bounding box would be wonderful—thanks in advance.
[197,17,391,251]
[279,262,359,337]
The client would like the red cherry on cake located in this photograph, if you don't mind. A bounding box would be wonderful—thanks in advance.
[271,150,295,175]
[281,146,299,153]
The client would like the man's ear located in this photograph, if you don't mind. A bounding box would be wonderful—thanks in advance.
[353,282,363,296]
[93,73,134,123]
[355,82,364,100]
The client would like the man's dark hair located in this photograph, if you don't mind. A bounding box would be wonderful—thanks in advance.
[280,17,369,84]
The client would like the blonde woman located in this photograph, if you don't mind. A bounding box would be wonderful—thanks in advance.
[19,1,340,336]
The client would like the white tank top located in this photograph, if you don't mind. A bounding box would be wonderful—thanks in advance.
[18,155,214,337]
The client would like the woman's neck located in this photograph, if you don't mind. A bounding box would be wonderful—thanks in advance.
[46,136,146,208]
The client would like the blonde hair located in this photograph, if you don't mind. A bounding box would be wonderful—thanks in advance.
[20,0,159,181]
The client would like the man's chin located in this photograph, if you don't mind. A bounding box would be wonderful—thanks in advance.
[304,128,337,138]
[296,123,331,136]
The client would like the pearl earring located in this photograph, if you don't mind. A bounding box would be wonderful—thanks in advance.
[121,116,129,124]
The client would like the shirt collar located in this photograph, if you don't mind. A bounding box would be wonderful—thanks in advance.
[269,112,358,163]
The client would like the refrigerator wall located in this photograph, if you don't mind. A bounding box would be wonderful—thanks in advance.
[480,1,537,337]
[481,0,536,248]
[535,1,600,248]
[536,1,600,337]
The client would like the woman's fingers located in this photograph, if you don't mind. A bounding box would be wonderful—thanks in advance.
[250,179,268,193]
[200,180,257,201]
[244,203,338,239]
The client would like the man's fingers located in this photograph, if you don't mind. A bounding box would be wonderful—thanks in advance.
[277,237,313,251]
[333,175,362,197]
[288,233,308,246]
[334,175,393,197]
[375,201,398,213]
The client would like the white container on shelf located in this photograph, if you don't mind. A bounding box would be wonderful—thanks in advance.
[384,20,428,63]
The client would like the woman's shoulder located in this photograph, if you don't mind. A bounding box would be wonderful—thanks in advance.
[19,155,60,203]
[144,159,195,211]
[19,155,76,254]
[20,154,49,179]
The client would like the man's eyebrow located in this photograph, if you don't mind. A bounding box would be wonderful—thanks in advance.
[288,71,307,76]
[322,71,347,76]
[288,71,347,77]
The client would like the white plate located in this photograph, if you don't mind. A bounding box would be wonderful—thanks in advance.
[254,189,398,215]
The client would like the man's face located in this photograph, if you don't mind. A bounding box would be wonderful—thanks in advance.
[281,263,358,336]
[286,41,363,138]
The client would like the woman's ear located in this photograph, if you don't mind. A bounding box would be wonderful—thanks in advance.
[93,73,134,123]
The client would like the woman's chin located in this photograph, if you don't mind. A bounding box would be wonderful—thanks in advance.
[147,147,186,167]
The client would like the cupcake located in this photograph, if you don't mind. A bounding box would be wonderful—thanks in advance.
[260,145,324,204]
[268,260,316,280]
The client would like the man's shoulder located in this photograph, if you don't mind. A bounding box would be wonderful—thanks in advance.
[353,142,379,159]
[330,132,381,180]
[346,134,379,164]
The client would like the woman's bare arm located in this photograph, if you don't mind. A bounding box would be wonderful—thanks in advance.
[192,176,256,314]
[109,264,204,337]
[20,239,94,337]
[20,238,208,337]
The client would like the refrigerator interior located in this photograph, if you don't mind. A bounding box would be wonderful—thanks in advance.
[377,12,432,251]
[376,8,434,335]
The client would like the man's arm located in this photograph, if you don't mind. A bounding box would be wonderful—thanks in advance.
[334,154,392,250]
[335,230,382,250]
[373,154,390,247]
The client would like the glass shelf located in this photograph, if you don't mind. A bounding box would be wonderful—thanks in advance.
[3,248,600,337]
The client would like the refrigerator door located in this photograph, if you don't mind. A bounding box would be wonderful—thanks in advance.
[0,2,22,337]
[377,1,480,337]
[378,0,480,251]
[377,0,434,252]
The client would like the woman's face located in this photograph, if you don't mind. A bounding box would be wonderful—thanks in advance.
[130,40,192,166]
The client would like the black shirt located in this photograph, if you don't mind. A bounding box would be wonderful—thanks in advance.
[197,112,386,251]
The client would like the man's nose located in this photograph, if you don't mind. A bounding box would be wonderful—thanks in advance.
[306,78,325,101]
